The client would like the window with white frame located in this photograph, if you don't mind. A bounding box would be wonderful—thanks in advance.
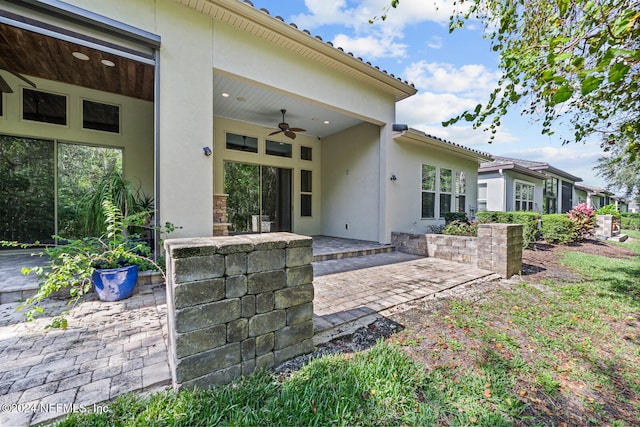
[421,164,436,218]
[478,183,488,212]
[300,169,312,217]
[515,181,535,211]
[439,168,452,217]
[455,171,466,212]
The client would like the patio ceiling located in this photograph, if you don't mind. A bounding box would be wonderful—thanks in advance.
[213,73,365,139]
[0,22,366,138]
[0,22,154,101]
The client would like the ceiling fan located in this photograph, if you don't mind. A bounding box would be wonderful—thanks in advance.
[0,66,37,93]
[269,109,306,140]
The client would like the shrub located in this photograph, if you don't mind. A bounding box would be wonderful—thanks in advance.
[567,202,596,241]
[476,211,540,248]
[596,204,621,220]
[621,212,640,230]
[541,214,574,244]
[442,220,478,237]
[443,212,468,224]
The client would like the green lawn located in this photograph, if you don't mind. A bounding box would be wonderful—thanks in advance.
[56,234,640,426]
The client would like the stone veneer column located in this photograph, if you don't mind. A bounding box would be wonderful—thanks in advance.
[164,232,314,389]
[213,194,231,236]
[477,224,523,278]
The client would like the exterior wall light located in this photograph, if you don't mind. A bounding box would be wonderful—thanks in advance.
[203,146,212,156]
[390,174,397,181]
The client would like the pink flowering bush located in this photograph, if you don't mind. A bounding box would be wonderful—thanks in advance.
[567,202,596,241]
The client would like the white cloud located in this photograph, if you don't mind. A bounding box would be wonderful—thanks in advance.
[332,33,407,59]
[397,91,477,123]
[426,36,443,49]
[403,61,500,96]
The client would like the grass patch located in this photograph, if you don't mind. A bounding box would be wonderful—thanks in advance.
[57,342,436,426]
[56,239,640,426]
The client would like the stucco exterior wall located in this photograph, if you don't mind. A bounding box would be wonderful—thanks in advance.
[212,20,394,126]
[387,138,482,238]
[479,173,505,212]
[321,123,381,241]
[0,76,154,197]
[479,171,545,213]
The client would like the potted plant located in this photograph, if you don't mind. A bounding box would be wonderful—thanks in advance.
[2,199,177,328]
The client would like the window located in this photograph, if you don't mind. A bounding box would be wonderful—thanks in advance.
[82,100,120,133]
[266,140,292,158]
[478,183,488,212]
[421,164,436,218]
[226,133,258,153]
[23,88,67,125]
[439,168,452,218]
[0,93,4,117]
[300,146,312,161]
[455,171,466,212]
[301,170,312,217]
[543,177,558,214]
[515,181,535,211]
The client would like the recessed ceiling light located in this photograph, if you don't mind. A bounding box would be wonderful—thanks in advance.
[221,92,230,98]
[323,120,330,124]
[101,59,116,67]
[72,52,89,61]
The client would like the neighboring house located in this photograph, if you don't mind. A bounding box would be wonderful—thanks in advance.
[478,156,582,214]
[0,0,488,244]
[575,183,613,209]
[574,183,628,212]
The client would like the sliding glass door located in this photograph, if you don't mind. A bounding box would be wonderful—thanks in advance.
[0,136,55,243]
[224,162,292,234]
[0,134,122,245]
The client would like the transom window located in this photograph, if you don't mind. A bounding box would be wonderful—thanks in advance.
[266,140,292,158]
[226,133,258,153]
[82,99,120,133]
[23,88,67,126]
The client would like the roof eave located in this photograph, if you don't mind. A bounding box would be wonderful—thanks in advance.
[178,0,417,101]
[394,129,494,163]
[479,163,548,180]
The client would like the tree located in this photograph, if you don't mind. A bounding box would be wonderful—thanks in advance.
[381,0,640,157]
[595,137,640,198]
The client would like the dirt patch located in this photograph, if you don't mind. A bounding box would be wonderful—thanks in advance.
[277,238,640,425]
[520,237,636,282]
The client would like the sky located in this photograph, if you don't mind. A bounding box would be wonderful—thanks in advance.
[250,0,612,190]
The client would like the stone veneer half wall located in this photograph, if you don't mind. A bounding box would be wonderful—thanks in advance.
[392,223,523,279]
[164,233,314,389]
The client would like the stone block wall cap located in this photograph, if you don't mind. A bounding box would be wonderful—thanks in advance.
[213,194,230,197]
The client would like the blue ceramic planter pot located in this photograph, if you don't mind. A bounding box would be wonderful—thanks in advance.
[92,264,139,302]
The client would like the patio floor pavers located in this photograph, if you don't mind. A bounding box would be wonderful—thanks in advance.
[0,284,170,427]
[0,238,498,426]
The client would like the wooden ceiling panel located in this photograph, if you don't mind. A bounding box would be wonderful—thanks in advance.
[0,23,154,101]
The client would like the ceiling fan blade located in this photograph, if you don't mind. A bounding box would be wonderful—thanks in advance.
[284,130,297,140]
[0,74,13,93]
[269,130,283,136]
[6,69,36,88]
[289,127,306,132]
